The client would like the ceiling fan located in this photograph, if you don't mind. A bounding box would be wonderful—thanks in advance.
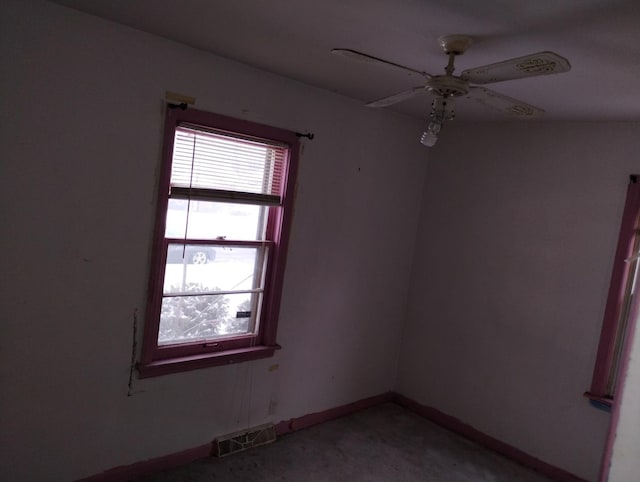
[332,35,571,146]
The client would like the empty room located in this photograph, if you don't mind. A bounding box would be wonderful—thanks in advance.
[2,1,640,481]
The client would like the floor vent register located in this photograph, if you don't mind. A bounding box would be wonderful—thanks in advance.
[214,423,277,457]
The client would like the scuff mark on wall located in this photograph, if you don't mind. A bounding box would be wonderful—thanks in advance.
[128,308,139,397]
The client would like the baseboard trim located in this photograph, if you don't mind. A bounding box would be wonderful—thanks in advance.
[77,391,587,482]
[274,391,395,435]
[394,394,588,482]
[76,443,212,482]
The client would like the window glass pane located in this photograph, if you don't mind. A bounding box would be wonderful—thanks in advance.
[163,244,267,294]
[608,244,640,394]
[158,292,260,345]
[165,199,267,240]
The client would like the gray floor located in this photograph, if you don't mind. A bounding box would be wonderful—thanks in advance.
[141,403,552,481]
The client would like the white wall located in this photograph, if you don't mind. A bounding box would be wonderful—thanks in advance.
[0,1,427,480]
[397,121,640,481]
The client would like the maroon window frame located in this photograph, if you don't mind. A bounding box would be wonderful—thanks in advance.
[586,176,640,405]
[138,107,299,378]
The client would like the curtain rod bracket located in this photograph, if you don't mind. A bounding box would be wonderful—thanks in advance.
[296,132,314,140]
[168,102,189,110]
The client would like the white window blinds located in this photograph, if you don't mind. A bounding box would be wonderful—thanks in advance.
[170,125,287,203]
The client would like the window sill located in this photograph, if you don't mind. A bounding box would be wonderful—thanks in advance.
[584,391,613,412]
[137,344,280,378]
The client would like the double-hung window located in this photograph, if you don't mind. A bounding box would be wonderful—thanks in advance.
[139,107,299,377]
[587,176,640,407]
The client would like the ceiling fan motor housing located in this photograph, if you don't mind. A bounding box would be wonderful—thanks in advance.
[426,76,469,97]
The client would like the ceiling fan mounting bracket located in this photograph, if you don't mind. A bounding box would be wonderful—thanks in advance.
[438,35,473,55]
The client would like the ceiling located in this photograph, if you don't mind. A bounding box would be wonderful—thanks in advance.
[51,0,640,122]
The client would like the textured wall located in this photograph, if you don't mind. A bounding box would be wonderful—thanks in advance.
[0,1,427,480]
[396,121,640,481]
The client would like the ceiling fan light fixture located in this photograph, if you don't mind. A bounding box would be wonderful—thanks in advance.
[431,97,455,122]
[420,97,455,147]
[420,122,440,147]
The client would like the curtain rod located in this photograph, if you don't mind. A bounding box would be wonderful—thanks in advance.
[166,102,315,140]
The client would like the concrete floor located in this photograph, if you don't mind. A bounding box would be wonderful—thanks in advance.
[140,403,553,481]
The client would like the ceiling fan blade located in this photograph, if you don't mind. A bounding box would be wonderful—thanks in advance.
[366,86,427,108]
[461,51,570,84]
[466,87,545,118]
[331,48,430,79]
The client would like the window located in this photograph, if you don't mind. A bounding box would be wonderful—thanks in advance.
[586,176,640,407]
[138,107,299,377]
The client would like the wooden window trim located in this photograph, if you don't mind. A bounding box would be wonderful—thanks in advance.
[586,176,640,405]
[138,107,299,378]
